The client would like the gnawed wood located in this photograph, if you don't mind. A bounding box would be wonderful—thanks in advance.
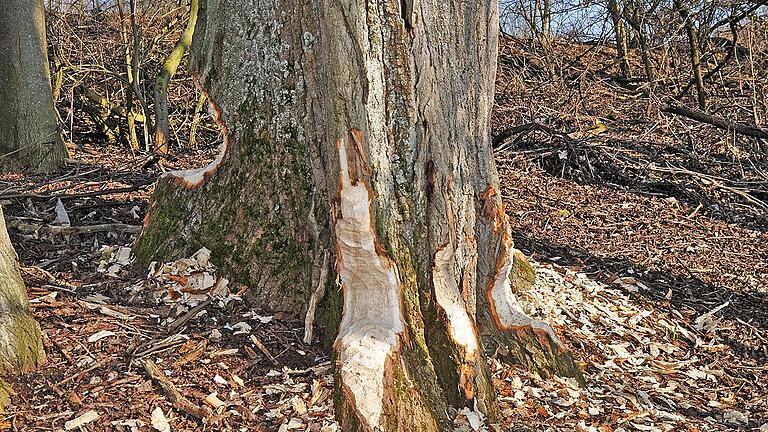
[479,186,584,385]
[333,130,404,431]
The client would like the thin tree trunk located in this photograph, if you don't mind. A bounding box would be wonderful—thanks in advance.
[624,0,654,82]
[0,206,46,407]
[154,0,198,155]
[608,0,631,78]
[673,0,707,110]
[117,0,140,150]
[0,0,67,173]
[128,0,152,151]
[136,0,581,429]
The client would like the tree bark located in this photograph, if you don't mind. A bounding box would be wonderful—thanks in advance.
[0,0,67,173]
[135,0,581,429]
[0,206,46,408]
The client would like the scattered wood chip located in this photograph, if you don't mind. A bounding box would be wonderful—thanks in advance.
[204,392,226,409]
[87,330,116,343]
[151,407,171,432]
[64,410,99,430]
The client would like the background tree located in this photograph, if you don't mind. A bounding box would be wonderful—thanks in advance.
[136,0,581,430]
[0,0,67,173]
[608,0,631,78]
[153,0,198,155]
[673,0,707,110]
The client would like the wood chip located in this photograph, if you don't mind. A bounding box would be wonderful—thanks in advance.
[64,410,99,430]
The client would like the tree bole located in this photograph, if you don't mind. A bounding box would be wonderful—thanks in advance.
[0,206,46,409]
[0,0,67,173]
[136,0,582,429]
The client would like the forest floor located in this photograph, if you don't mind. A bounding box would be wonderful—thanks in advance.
[1,37,767,431]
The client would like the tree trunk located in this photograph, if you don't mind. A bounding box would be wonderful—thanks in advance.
[608,0,631,78]
[673,0,706,110]
[0,206,46,407]
[135,0,581,430]
[154,0,199,155]
[0,0,67,173]
[624,0,653,82]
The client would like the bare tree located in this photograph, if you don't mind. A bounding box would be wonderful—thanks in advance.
[673,0,707,110]
[0,0,67,173]
[608,0,631,77]
[154,0,198,154]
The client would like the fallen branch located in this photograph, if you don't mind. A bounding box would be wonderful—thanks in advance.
[48,224,142,235]
[662,104,768,140]
[12,222,141,235]
[142,359,209,420]
[166,296,213,333]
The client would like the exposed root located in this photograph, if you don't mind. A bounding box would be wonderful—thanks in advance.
[333,130,404,431]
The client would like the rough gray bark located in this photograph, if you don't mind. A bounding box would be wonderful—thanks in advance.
[0,0,67,173]
[136,0,581,429]
[0,206,46,407]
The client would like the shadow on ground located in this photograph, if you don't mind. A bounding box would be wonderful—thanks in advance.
[513,230,768,364]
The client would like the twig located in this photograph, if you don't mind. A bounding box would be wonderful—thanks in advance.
[167,296,213,333]
[142,359,209,420]
[250,334,280,366]
[56,357,115,385]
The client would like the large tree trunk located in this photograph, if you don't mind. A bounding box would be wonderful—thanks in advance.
[0,0,67,173]
[135,0,581,429]
[0,206,46,407]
